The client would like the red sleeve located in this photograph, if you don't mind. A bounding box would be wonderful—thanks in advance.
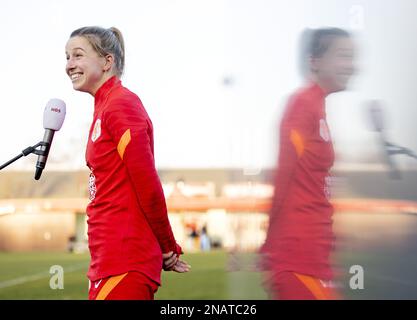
[269,97,315,220]
[103,98,182,255]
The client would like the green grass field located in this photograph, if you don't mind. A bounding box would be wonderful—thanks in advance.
[0,251,266,300]
[1,250,416,299]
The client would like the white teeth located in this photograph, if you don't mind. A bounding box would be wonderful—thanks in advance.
[70,73,82,81]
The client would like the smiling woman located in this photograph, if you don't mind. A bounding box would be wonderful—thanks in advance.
[64,26,190,300]
[65,27,124,95]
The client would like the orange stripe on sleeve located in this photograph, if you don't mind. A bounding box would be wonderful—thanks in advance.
[290,129,305,157]
[293,272,329,300]
[96,272,128,300]
[117,129,131,160]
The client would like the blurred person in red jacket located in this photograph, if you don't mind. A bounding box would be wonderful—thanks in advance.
[261,27,355,300]
[65,26,189,300]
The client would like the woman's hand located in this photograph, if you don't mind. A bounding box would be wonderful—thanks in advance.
[162,251,191,273]
[162,251,177,270]
[171,259,191,273]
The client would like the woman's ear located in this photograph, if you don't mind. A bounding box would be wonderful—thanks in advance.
[103,54,114,72]
[310,56,319,73]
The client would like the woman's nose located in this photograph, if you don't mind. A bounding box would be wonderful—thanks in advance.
[347,60,355,75]
[66,58,76,73]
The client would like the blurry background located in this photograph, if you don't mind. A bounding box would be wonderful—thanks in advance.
[1,0,417,299]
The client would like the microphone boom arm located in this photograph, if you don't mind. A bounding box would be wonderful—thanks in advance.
[0,141,50,172]
[385,141,417,160]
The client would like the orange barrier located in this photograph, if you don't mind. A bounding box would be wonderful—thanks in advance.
[1,197,417,214]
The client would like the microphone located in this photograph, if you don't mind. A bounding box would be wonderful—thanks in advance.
[34,99,66,180]
[368,100,401,179]
[369,100,384,132]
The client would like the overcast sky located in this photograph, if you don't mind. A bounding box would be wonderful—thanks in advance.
[0,0,416,171]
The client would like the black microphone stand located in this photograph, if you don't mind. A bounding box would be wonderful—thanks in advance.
[385,142,417,160]
[384,140,417,179]
[369,102,417,178]
[0,141,50,172]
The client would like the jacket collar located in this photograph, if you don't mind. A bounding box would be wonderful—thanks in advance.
[308,81,327,99]
[94,75,121,114]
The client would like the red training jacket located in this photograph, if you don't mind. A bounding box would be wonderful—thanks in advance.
[85,76,182,284]
[261,82,335,280]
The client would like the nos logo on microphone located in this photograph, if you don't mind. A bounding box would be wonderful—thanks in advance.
[91,119,101,142]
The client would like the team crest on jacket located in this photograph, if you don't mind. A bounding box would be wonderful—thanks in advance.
[319,119,330,142]
[91,119,101,142]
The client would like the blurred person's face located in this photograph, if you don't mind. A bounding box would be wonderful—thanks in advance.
[65,36,112,96]
[311,37,355,93]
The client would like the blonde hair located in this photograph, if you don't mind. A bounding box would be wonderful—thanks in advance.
[70,26,125,77]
